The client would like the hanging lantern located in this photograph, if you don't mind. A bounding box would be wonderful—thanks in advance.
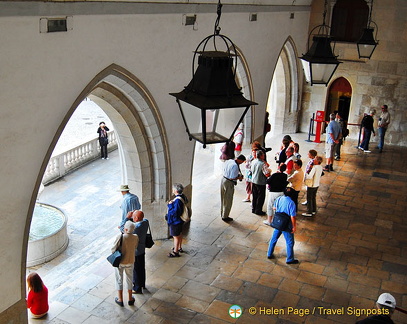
[357,1,379,59]
[299,0,342,86]
[170,0,257,148]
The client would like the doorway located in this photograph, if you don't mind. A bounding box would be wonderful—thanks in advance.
[326,77,352,122]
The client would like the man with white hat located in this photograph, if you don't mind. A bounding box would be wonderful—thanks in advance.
[356,292,396,323]
[119,185,141,222]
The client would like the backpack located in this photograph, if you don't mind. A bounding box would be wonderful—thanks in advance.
[175,196,191,223]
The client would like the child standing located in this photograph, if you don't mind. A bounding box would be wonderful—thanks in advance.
[302,156,323,217]
[26,272,49,318]
[301,149,317,206]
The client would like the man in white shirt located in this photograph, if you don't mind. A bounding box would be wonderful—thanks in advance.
[378,104,391,153]
[251,150,271,216]
[220,154,246,222]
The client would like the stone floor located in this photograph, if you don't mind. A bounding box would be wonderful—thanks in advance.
[28,133,407,324]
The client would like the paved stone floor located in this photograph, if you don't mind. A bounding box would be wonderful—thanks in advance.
[29,133,407,323]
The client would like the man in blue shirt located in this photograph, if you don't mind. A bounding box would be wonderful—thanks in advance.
[220,154,246,222]
[267,187,298,264]
[324,113,342,172]
[119,185,141,222]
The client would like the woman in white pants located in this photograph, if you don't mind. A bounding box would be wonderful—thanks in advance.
[112,220,139,306]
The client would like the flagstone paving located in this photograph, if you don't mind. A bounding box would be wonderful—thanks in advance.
[29,133,406,323]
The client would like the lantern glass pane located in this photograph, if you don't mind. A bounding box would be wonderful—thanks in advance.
[179,102,202,135]
[300,59,311,83]
[357,44,375,58]
[310,63,337,84]
[212,106,247,140]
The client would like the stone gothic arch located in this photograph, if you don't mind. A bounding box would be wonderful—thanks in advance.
[233,46,257,144]
[86,64,171,204]
[267,37,300,136]
[30,64,171,251]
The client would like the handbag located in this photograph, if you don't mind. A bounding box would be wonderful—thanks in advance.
[107,234,123,267]
[271,212,292,232]
[145,223,154,248]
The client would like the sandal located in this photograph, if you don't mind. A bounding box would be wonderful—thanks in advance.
[168,251,180,258]
[128,297,135,306]
[172,247,184,253]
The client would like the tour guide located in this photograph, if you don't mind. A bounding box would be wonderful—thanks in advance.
[220,154,246,222]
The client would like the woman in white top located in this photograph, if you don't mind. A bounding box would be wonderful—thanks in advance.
[302,156,323,217]
[111,220,139,306]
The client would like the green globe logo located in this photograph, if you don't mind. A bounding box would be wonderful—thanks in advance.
[229,305,243,318]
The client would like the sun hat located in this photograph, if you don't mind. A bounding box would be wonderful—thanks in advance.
[377,293,396,308]
[118,185,131,192]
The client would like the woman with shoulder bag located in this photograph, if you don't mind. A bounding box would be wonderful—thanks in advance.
[166,183,188,257]
[112,221,138,306]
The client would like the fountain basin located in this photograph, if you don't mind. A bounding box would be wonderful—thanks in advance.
[27,202,68,267]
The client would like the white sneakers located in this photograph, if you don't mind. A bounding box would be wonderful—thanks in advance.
[358,146,371,153]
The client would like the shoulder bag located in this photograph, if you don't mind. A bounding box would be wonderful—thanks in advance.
[145,222,155,248]
[107,234,123,267]
[271,212,292,232]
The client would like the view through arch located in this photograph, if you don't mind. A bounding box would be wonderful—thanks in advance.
[26,63,172,293]
[266,38,300,137]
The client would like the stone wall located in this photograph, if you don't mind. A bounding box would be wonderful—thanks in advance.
[300,0,407,146]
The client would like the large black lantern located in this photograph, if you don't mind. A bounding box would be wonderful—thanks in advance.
[300,0,341,86]
[170,0,257,148]
[357,0,379,59]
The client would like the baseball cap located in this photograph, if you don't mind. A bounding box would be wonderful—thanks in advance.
[377,293,396,308]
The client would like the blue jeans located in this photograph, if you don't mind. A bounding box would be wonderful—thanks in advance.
[360,128,372,150]
[378,127,386,150]
[267,229,295,262]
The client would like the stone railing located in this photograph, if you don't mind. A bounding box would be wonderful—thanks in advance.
[42,131,118,185]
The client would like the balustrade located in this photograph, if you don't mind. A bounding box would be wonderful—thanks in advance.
[42,131,117,185]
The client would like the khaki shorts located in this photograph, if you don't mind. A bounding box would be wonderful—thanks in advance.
[325,143,335,159]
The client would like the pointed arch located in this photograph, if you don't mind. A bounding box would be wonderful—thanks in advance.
[28,64,171,270]
[267,37,301,136]
[233,46,257,144]
[326,77,353,122]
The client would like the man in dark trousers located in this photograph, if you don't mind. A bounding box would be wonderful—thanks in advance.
[359,108,376,153]
[250,150,271,216]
